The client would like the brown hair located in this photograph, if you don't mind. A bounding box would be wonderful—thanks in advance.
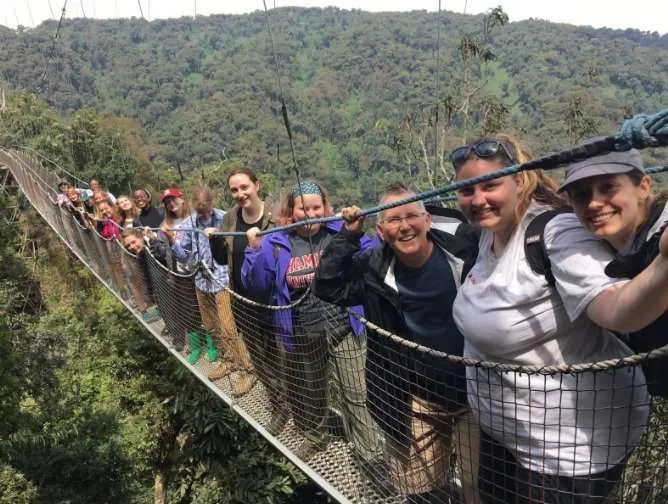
[227,167,259,186]
[624,168,668,218]
[277,181,333,227]
[457,133,567,219]
[192,187,213,205]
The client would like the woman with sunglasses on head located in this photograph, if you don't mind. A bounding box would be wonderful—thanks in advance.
[242,181,382,462]
[560,149,668,398]
[449,134,668,504]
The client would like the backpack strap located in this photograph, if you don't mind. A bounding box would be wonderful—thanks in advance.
[426,205,467,235]
[524,208,572,287]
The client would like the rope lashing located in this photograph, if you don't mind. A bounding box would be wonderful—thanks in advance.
[173,161,668,237]
[614,109,668,151]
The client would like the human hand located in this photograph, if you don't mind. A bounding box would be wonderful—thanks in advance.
[204,227,217,238]
[246,227,262,249]
[341,206,364,234]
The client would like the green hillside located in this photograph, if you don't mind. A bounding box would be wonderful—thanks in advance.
[1,8,667,200]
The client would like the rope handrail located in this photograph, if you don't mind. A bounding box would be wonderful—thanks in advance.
[5,146,668,504]
[150,163,668,236]
[350,311,668,374]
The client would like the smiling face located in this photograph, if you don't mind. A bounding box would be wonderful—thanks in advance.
[133,189,150,209]
[456,158,523,235]
[98,201,114,220]
[377,195,432,263]
[228,173,260,209]
[90,179,101,192]
[292,193,325,235]
[567,173,652,250]
[163,196,184,216]
[66,187,80,204]
[123,233,144,255]
[117,196,133,212]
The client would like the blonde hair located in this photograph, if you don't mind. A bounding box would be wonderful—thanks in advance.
[116,194,139,221]
[459,133,567,220]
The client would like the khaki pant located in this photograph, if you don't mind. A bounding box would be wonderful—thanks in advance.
[196,289,253,372]
[385,397,480,503]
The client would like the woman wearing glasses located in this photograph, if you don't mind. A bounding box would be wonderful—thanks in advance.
[450,134,668,503]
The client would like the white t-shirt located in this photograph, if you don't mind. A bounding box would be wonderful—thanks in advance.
[453,204,649,476]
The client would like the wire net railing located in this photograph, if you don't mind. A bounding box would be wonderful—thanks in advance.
[2,148,668,504]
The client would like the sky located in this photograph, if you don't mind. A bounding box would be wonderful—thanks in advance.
[3,0,668,34]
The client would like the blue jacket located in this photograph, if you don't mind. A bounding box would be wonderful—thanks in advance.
[242,220,372,350]
[172,209,228,293]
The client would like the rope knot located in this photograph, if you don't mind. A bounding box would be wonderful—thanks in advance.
[614,109,668,151]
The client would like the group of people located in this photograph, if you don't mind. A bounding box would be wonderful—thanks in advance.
[53,134,668,504]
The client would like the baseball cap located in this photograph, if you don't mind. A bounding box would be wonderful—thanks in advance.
[160,187,183,202]
[558,149,644,192]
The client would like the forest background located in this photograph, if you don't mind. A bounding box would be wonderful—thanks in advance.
[0,6,667,503]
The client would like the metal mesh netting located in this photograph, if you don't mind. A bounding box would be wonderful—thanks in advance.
[3,149,668,504]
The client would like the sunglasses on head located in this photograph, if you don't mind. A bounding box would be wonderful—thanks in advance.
[450,139,517,169]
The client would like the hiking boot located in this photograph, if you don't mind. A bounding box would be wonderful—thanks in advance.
[232,371,257,396]
[267,410,290,436]
[207,361,232,381]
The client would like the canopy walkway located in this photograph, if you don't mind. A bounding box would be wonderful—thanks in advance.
[3,142,668,504]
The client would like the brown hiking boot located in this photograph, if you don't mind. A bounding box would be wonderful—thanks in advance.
[207,361,232,381]
[232,371,257,396]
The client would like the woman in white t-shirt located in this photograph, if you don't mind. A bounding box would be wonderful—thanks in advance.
[559,149,668,399]
[451,134,668,504]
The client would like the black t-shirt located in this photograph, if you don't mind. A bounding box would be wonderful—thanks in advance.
[394,245,463,355]
[287,229,348,335]
[233,207,263,298]
[136,205,164,229]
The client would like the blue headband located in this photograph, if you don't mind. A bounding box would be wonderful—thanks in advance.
[291,181,322,198]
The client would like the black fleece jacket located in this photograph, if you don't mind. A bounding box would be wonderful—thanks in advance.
[313,226,478,445]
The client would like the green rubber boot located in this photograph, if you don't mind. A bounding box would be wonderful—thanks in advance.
[205,334,218,362]
[187,331,202,365]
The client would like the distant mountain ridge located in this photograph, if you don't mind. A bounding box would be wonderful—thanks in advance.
[0,8,666,199]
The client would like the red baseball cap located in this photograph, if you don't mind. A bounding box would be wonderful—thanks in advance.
[160,187,183,202]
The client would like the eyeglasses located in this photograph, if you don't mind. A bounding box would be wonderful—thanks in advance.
[450,139,517,169]
[381,212,426,229]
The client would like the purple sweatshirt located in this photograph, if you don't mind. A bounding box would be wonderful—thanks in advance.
[242,220,374,350]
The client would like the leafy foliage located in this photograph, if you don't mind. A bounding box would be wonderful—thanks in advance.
[0,8,666,199]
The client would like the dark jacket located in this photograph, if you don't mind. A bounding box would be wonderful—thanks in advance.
[136,205,164,229]
[209,201,275,291]
[313,226,478,445]
[605,198,668,398]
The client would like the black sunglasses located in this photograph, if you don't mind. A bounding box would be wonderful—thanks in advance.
[450,139,517,169]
